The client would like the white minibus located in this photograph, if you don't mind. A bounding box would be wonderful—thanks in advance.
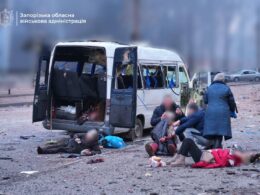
[33,41,190,140]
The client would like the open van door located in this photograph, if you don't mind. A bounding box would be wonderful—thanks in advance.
[109,47,137,128]
[32,56,50,122]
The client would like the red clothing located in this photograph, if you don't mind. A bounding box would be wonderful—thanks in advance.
[192,149,242,168]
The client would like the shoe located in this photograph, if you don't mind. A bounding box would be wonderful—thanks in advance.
[37,147,43,154]
[167,144,177,156]
[145,143,155,157]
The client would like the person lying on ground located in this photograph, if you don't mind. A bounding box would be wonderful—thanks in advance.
[173,102,211,148]
[170,138,260,168]
[145,111,177,157]
[150,94,185,127]
[37,129,101,156]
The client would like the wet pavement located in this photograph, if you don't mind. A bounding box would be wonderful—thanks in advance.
[0,84,260,195]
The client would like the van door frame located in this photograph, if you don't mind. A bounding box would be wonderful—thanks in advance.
[178,63,191,108]
[32,56,50,122]
[109,47,138,128]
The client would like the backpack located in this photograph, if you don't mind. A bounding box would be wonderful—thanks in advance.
[100,135,126,149]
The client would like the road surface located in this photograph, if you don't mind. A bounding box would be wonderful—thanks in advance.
[0,84,260,194]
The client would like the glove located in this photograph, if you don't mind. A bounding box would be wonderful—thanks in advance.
[230,111,237,118]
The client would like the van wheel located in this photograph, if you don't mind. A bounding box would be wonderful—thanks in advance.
[126,118,144,141]
[255,77,260,82]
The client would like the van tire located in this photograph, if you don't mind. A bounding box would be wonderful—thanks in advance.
[126,118,144,141]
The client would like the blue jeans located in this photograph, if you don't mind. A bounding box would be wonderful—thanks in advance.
[184,128,212,147]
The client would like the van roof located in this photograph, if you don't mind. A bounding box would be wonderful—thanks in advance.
[55,41,183,63]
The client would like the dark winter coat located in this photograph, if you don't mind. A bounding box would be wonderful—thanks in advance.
[175,109,205,136]
[150,103,184,126]
[39,134,101,154]
[203,81,236,140]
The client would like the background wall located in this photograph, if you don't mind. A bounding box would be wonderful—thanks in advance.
[1,0,260,75]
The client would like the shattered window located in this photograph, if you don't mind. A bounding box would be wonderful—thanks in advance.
[115,49,134,89]
[54,61,78,72]
[141,65,164,89]
[179,67,188,83]
[166,66,177,88]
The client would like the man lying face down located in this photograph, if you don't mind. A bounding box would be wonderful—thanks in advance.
[37,129,101,156]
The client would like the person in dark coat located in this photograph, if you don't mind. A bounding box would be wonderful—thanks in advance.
[174,103,204,137]
[150,94,184,127]
[173,103,211,147]
[203,73,237,148]
[37,129,101,156]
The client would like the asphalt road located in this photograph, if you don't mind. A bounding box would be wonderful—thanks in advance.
[0,84,260,195]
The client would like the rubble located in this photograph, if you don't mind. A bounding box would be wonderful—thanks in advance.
[0,83,260,194]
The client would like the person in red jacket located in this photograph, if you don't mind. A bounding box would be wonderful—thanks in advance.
[170,138,260,168]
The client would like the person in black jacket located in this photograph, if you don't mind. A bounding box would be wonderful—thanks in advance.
[173,103,211,147]
[37,129,101,156]
[150,94,184,127]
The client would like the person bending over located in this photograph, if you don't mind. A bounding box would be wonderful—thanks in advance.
[150,94,184,127]
[37,129,101,156]
[171,138,260,168]
[173,103,211,148]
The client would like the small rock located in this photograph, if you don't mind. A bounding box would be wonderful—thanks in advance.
[108,181,117,184]
[145,172,152,177]
[226,171,236,175]
[251,173,258,178]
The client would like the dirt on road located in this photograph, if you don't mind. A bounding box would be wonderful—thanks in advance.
[0,84,260,195]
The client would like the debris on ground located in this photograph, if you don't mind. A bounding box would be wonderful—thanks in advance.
[20,171,39,175]
[2,176,10,180]
[19,135,35,140]
[1,84,260,194]
[60,153,81,158]
[226,170,236,175]
[0,157,13,161]
[87,158,105,164]
[148,156,166,167]
[242,168,260,172]
[145,172,152,177]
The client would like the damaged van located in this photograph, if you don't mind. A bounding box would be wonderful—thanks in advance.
[33,41,190,140]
